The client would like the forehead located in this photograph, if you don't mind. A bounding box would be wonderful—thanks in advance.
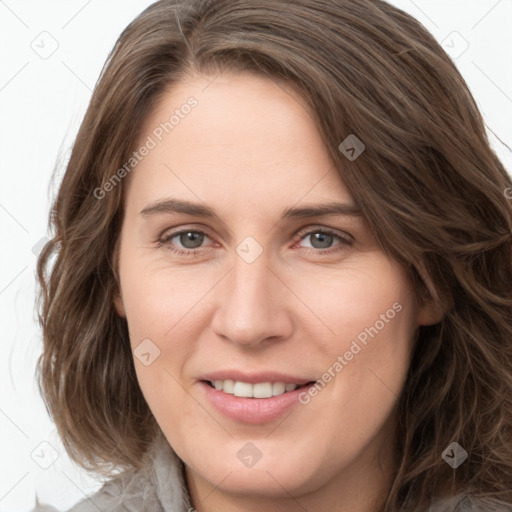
[125,71,352,211]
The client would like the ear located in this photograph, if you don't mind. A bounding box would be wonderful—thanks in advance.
[417,299,444,326]
[113,291,126,318]
[112,239,126,317]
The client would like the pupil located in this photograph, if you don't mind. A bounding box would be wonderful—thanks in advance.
[312,232,332,249]
[181,232,203,249]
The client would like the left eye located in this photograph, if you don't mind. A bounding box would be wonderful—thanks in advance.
[297,230,348,250]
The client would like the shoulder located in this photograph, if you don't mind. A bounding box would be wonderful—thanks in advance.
[32,431,190,512]
[427,493,512,512]
[32,472,162,512]
[66,478,159,511]
[64,476,162,512]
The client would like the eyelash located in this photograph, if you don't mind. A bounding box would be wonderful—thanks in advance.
[157,226,353,257]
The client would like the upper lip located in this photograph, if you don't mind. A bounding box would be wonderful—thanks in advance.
[199,370,313,385]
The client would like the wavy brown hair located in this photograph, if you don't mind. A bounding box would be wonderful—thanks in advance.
[36,0,512,509]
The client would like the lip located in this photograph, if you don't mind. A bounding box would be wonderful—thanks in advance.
[198,370,312,386]
[199,381,314,423]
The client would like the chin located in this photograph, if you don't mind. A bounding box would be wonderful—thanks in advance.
[180,438,328,498]
[198,464,317,498]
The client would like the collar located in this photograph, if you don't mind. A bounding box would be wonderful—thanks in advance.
[148,429,192,512]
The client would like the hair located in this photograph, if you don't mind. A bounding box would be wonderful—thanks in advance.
[36,0,512,510]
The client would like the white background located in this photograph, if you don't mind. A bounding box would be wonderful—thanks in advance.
[1,1,511,510]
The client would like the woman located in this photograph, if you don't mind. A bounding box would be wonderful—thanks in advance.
[35,0,512,510]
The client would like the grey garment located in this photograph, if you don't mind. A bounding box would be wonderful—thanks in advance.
[32,434,512,512]
[34,432,192,512]
[66,446,190,511]
[425,494,512,512]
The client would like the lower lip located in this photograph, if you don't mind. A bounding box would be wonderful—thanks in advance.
[200,381,312,424]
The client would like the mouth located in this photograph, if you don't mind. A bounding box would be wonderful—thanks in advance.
[203,379,315,398]
[200,379,316,423]
[198,371,317,423]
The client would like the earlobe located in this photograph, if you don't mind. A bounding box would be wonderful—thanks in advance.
[112,241,125,318]
[417,301,444,326]
[114,293,126,318]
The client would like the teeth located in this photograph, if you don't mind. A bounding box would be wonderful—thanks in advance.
[253,382,272,398]
[211,380,299,398]
[272,382,285,395]
[222,379,234,393]
[234,381,253,398]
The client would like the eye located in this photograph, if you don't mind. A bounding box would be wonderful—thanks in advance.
[159,228,212,255]
[295,227,352,254]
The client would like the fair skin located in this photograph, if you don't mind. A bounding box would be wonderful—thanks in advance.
[114,71,440,512]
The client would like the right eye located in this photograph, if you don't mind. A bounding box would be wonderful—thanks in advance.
[159,228,214,256]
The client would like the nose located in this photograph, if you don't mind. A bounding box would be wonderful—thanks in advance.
[210,247,294,348]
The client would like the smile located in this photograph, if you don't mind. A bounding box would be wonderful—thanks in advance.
[207,379,304,398]
[200,377,316,423]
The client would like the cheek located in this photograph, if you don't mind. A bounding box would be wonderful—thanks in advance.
[297,258,416,428]
[119,262,218,424]
[119,258,210,345]
[293,255,415,350]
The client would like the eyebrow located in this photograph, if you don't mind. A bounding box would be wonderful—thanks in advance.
[139,198,362,220]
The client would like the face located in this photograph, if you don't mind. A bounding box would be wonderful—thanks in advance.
[114,71,438,508]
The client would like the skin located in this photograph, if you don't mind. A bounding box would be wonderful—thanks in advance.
[114,71,441,512]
